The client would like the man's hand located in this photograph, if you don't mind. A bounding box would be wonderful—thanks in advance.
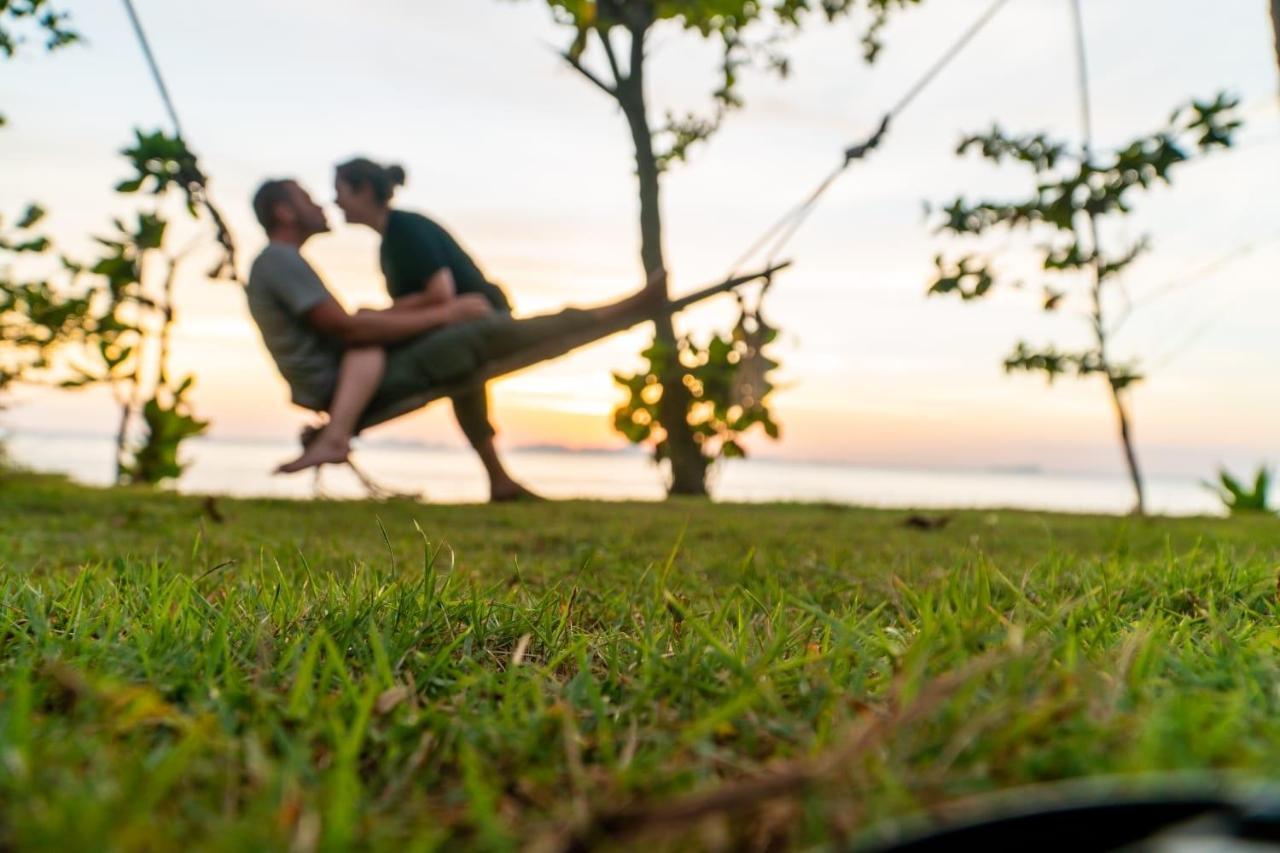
[389,268,457,313]
[448,293,495,323]
[307,293,496,348]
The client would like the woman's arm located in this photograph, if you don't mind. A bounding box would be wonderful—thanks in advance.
[305,291,492,347]
[387,268,456,312]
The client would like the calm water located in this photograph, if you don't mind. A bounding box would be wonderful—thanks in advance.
[2,431,1222,516]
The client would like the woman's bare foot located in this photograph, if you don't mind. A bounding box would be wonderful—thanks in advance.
[275,431,351,474]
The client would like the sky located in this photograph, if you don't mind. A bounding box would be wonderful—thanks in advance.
[2,0,1278,477]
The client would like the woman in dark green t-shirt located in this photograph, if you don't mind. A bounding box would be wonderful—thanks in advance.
[331,156,534,501]
[334,157,511,313]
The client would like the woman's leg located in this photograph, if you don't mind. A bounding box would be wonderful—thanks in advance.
[450,384,541,502]
[569,267,667,325]
[276,347,387,473]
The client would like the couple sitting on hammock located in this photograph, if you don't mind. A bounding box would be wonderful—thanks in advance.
[246,158,663,501]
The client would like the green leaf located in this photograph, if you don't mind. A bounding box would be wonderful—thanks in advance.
[1203,465,1273,515]
[16,204,45,229]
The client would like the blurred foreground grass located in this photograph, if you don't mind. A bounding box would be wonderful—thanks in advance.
[3,470,1280,850]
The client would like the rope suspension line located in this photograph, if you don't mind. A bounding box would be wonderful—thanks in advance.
[1136,227,1280,309]
[1068,0,1141,327]
[727,0,1015,279]
[120,0,239,279]
[120,0,184,139]
[718,0,1016,396]
[1068,0,1096,154]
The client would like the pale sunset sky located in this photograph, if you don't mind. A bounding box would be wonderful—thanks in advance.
[3,0,1278,476]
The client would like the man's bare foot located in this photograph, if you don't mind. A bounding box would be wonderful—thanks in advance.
[275,431,351,474]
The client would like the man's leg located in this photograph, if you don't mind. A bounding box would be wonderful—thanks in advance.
[471,273,666,363]
[381,305,642,400]
[277,346,386,473]
[449,384,537,502]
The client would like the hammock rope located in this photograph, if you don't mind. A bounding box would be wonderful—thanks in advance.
[716,0,1013,399]
[120,0,239,279]
[725,0,1014,278]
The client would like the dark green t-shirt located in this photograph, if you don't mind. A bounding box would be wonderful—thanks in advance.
[380,210,511,312]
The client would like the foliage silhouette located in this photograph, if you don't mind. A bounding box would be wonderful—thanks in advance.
[929,94,1241,515]
[1203,465,1273,516]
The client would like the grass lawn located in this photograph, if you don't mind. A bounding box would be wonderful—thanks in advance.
[3,469,1280,850]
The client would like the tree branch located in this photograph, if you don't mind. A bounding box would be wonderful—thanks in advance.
[1272,0,1280,88]
[599,26,626,88]
[555,45,616,99]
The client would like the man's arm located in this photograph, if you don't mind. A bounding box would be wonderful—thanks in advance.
[388,268,456,312]
[305,292,492,347]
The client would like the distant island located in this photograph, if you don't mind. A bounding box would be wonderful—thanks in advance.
[510,443,645,457]
[985,464,1046,476]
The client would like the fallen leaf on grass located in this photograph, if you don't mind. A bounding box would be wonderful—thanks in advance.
[376,685,410,715]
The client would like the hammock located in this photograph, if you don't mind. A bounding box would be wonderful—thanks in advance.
[354,262,790,432]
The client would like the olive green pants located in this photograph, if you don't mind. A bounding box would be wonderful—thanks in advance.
[365,307,595,446]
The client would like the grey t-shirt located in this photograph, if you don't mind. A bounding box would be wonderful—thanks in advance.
[245,242,341,411]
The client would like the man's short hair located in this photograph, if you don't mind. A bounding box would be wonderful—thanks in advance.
[252,179,296,232]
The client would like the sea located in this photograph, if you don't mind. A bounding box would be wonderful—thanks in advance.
[1,430,1224,516]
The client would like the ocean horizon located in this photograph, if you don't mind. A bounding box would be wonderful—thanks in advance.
[2,429,1225,516]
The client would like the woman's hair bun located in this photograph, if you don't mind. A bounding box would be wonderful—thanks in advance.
[336,157,405,203]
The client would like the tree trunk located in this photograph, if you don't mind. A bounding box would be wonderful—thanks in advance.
[1083,210,1146,516]
[616,27,708,496]
[114,400,132,482]
[1107,382,1146,516]
[1272,0,1280,86]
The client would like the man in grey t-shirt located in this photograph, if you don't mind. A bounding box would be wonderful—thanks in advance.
[246,179,532,501]
[246,242,343,411]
